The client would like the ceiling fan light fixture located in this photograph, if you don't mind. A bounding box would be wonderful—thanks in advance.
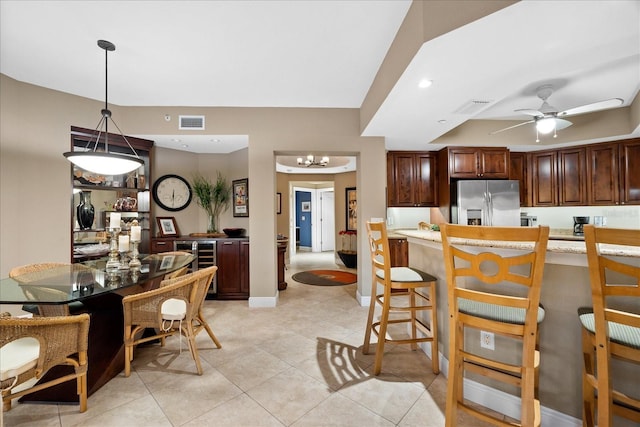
[536,117,556,134]
[63,40,143,175]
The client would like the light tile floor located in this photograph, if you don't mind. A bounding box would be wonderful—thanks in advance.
[4,251,497,427]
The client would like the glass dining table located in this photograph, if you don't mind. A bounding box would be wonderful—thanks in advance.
[0,252,195,404]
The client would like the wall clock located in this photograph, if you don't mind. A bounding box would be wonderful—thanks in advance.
[152,174,192,212]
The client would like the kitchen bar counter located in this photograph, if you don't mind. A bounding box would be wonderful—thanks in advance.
[393,228,640,261]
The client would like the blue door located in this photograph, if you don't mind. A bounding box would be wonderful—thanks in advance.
[296,191,312,248]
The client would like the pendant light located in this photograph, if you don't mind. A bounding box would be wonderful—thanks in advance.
[64,40,144,175]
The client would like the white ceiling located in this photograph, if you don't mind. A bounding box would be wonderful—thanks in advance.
[1,0,639,173]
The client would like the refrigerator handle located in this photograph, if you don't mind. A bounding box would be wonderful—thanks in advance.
[487,191,493,226]
[483,192,489,226]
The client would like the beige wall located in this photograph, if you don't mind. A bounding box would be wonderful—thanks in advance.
[0,74,386,304]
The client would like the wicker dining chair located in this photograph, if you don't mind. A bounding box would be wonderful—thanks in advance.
[1,313,90,412]
[122,266,219,377]
[160,266,221,348]
[9,263,86,316]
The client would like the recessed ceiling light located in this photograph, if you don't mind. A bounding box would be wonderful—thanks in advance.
[181,144,189,148]
[211,138,221,143]
[171,138,181,143]
[418,79,433,89]
[438,119,447,124]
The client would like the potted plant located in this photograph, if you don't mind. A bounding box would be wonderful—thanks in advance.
[337,229,357,268]
[191,172,231,233]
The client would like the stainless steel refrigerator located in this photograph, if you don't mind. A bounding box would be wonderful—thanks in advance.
[456,180,520,226]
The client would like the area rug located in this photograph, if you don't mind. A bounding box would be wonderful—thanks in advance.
[292,270,357,286]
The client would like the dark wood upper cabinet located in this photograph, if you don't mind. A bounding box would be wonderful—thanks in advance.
[448,147,509,179]
[530,150,557,207]
[619,138,640,205]
[387,152,438,207]
[587,143,619,205]
[557,147,587,206]
[509,152,529,207]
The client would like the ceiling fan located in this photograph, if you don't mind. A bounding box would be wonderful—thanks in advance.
[490,84,623,142]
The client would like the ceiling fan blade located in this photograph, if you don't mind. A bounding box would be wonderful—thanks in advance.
[489,120,535,135]
[514,108,543,117]
[554,118,572,130]
[558,98,623,117]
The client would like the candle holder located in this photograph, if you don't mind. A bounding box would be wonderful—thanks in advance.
[106,270,121,288]
[105,228,121,272]
[128,240,141,270]
[119,251,130,269]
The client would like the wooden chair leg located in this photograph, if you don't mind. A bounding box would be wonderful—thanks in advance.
[373,294,390,375]
[445,320,462,427]
[198,312,222,348]
[363,289,377,355]
[430,283,439,374]
[184,325,203,375]
[409,289,418,351]
[78,373,87,412]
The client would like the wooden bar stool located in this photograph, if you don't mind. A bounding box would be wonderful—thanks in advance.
[579,225,640,427]
[363,220,439,376]
[440,224,549,427]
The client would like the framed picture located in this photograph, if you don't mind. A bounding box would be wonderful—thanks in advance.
[159,255,176,271]
[301,201,311,212]
[276,192,282,215]
[346,187,357,231]
[233,178,249,217]
[156,217,179,237]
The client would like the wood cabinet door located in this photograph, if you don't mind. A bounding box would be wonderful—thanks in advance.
[387,152,417,206]
[531,150,557,206]
[509,152,529,206]
[448,148,479,178]
[587,143,619,205]
[619,138,640,205]
[557,147,587,205]
[388,238,408,267]
[415,153,438,206]
[479,148,509,178]
[240,241,250,294]
[216,240,242,297]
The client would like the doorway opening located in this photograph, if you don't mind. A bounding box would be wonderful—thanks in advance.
[291,183,335,258]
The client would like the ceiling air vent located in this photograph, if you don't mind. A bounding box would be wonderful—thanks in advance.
[454,99,494,115]
[179,115,205,130]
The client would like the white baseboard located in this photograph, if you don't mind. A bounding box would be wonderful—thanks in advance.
[356,290,371,307]
[417,342,581,426]
[248,294,278,308]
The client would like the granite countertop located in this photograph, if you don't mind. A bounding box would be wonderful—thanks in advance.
[393,229,640,258]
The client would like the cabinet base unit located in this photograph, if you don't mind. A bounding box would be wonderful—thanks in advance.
[151,237,250,300]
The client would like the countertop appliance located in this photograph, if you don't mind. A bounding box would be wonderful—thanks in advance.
[520,214,538,227]
[573,216,590,236]
[457,180,520,226]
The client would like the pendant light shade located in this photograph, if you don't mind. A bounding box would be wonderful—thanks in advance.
[64,40,144,175]
[64,151,144,175]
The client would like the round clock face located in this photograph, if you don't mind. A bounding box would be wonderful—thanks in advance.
[152,174,192,212]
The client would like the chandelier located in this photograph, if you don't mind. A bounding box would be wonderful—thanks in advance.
[63,40,144,175]
[297,155,329,167]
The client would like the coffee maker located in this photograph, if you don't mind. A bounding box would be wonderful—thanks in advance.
[573,216,590,236]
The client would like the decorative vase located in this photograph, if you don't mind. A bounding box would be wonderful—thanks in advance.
[207,213,217,233]
[76,191,95,230]
[337,250,357,269]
